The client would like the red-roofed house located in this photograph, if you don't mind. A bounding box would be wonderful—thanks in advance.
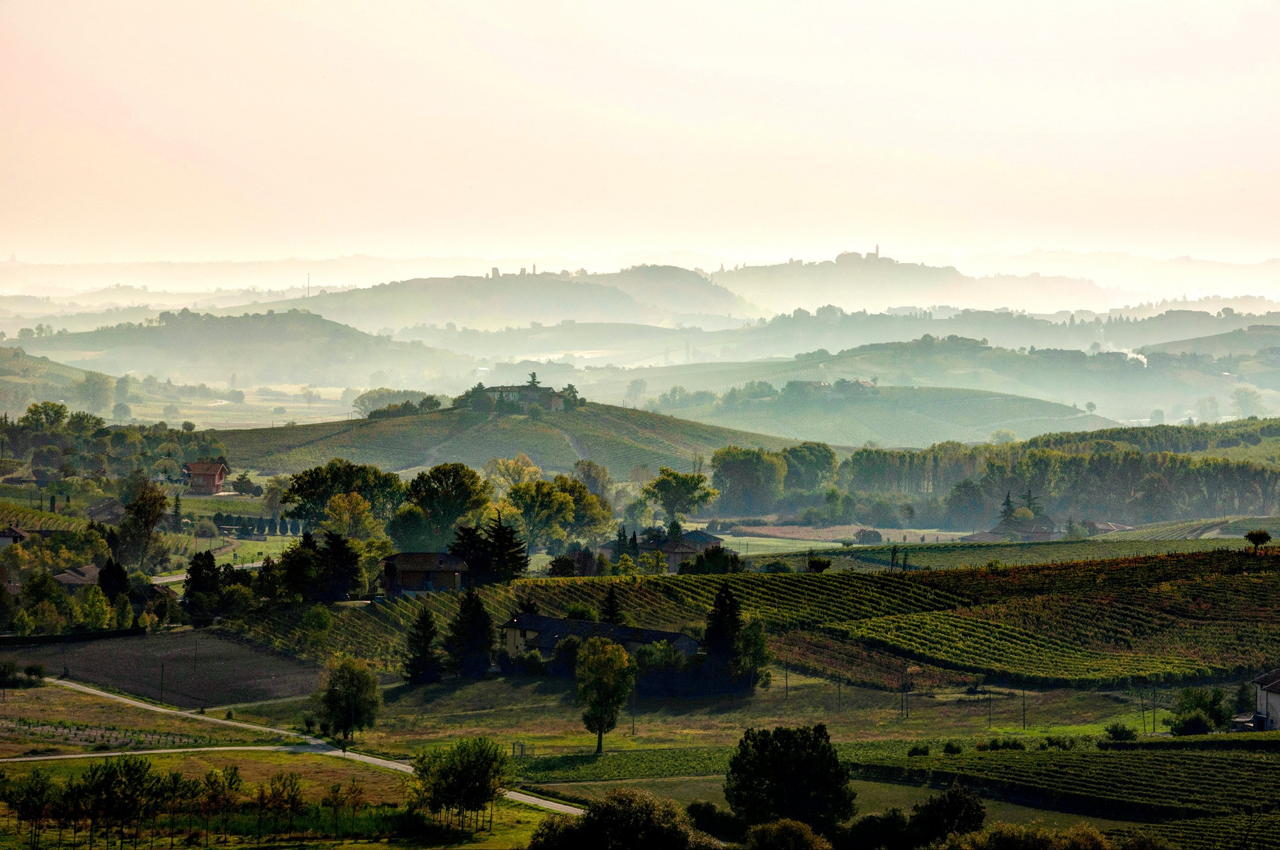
[183,460,229,495]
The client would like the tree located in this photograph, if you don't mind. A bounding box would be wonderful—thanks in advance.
[641,467,718,521]
[97,557,129,601]
[319,492,385,542]
[781,442,837,492]
[404,606,443,684]
[117,474,168,569]
[317,658,382,745]
[724,724,855,834]
[679,545,745,575]
[1246,529,1272,553]
[18,401,69,430]
[600,585,625,625]
[444,588,494,677]
[77,372,113,413]
[283,459,405,525]
[80,585,112,630]
[406,463,492,549]
[711,446,786,515]
[528,789,715,850]
[1233,386,1266,417]
[482,454,541,497]
[576,637,636,754]
[908,785,985,846]
[573,459,613,500]
[508,479,574,550]
[112,402,132,421]
[171,492,182,533]
[387,504,433,552]
[412,737,510,826]
[553,474,612,541]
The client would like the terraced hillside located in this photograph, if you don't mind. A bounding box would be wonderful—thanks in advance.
[215,402,805,476]
[231,548,1280,690]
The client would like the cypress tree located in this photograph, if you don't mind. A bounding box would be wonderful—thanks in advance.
[704,583,742,662]
[444,588,494,678]
[97,557,129,602]
[601,584,625,625]
[403,606,443,684]
[171,493,182,532]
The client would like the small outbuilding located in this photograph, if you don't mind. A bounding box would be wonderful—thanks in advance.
[502,612,700,659]
[381,552,468,595]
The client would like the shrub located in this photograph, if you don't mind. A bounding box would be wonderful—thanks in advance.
[1168,709,1214,736]
[194,518,219,538]
[1104,723,1138,742]
[686,800,746,842]
[907,744,930,757]
[746,819,832,850]
[564,602,599,621]
[943,741,963,755]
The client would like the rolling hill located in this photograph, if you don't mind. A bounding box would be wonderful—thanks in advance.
[571,335,1266,423]
[653,385,1117,446]
[1140,324,1280,357]
[212,266,756,333]
[213,402,809,476]
[18,309,472,388]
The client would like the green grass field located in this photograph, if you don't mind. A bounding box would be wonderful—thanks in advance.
[233,670,1149,760]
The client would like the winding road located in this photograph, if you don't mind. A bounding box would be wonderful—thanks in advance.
[6,677,581,817]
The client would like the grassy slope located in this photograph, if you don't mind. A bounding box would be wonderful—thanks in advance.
[663,386,1116,446]
[215,403,805,476]
[1141,324,1280,357]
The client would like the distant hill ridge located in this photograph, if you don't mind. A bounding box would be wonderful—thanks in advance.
[19,309,471,387]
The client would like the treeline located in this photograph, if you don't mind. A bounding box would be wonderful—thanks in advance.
[1024,416,1280,455]
[0,752,497,847]
[1,401,227,483]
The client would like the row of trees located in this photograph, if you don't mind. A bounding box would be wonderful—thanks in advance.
[282,457,611,555]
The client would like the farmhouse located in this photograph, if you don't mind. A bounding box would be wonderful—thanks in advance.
[0,526,29,551]
[482,384,566,413]
[52,563,102,588]
[502,612,700,659]
[183,460,230,495]
[599,528,729,572]
[1239,669,1280,731]
[381,552,468,595]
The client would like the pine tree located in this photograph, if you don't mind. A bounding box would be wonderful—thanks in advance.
[999,491,1016,522]
[444,588,494,678]
[403,606,443,684]
[171,493,182,533]
[484,513,529,583]
[601,585,625,625]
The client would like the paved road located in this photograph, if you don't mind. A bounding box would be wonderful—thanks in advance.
[39,677,582,816]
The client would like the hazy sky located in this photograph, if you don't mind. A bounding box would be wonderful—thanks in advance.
[2,0,1277,269]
